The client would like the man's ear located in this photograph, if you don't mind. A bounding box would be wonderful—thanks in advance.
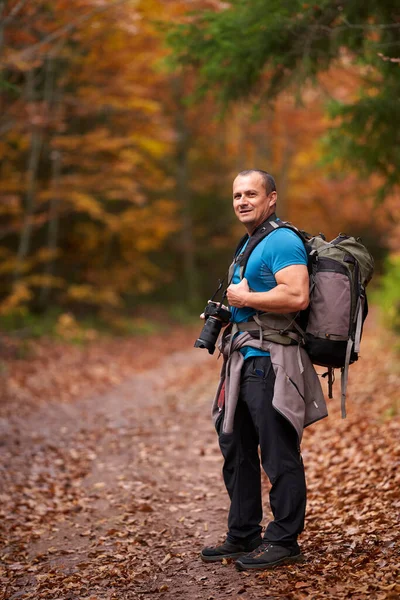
[269,191,277,208]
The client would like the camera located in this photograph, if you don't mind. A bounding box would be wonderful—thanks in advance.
[194,301,231,355]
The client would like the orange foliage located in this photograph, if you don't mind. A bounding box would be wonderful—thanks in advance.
[223,65,398,249]
[0,0,397,317]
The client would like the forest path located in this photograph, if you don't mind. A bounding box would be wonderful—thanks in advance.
[1,316,399,600]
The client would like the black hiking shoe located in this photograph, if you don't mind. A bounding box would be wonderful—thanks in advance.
[200,536,262,563]
[235,541,305,571]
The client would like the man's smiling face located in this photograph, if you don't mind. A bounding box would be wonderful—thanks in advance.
[233,172,277,234]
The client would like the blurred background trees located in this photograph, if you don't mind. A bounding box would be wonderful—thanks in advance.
[0,0,398,333]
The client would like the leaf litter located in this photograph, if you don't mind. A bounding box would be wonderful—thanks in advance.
[0,316,399,599]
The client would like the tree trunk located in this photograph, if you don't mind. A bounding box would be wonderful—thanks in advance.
[39,149,62,306]
[14,69,44,282]
[172,76,199,308]
[39,54,63,306]
[14,51,60,284]
[0,0,30,57]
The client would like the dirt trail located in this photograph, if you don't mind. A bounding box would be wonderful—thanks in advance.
[1,318,399,600]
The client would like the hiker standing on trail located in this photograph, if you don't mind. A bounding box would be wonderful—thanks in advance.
[200,169,328,571]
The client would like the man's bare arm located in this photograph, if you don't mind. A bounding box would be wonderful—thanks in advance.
[226,264,309,314]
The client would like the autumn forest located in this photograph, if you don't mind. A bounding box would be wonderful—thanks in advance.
[0,0,398,326]
[1,2,399,599]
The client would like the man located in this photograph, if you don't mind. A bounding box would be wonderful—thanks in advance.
[200,169,327,571]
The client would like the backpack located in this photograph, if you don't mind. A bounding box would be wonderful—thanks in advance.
[232,214,374,417]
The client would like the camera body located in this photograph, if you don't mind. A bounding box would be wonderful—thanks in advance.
[194,301,231,355]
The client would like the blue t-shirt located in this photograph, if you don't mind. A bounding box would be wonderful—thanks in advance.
[230,228,308,359]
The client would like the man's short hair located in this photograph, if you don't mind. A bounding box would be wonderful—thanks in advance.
[237,170,276,194]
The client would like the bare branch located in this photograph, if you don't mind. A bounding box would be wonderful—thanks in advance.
[1,0,30,26]
[318,21,400,36]
[339,18,400,31]
[1,0,134,68]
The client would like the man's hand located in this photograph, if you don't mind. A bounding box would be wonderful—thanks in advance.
[227,265,309,314]
[200,300,230,320]
[226,278,250,308]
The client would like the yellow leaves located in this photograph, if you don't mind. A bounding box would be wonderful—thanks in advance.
[131,135,167,159]
[67,192,105,220]
[0,283,32,316]
[67,285,122,308]
[136,278,155,294]
[72,222,106,252]
[0,0,233,316]
[56,312,78,337]
[30,248,60,265]
[135,238,158,253]
[115,150,144,173]
[51,136,82,152]
[55,312,98,342]
[0,257,20,276]
[0,249,61,277]
[150,199,180,237]
[124,97,161,114]
[55,129,130,155]
[118,200,178,260]
[23,274,65,289]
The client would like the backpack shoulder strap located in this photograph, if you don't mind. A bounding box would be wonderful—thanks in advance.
[235,214,307,280]
[233,233,249,258]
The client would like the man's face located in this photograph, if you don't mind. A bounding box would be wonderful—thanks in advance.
[233,173,276,234]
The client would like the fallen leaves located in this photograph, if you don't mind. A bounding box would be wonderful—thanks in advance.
[0,314,399,599]
[0,325,200,419]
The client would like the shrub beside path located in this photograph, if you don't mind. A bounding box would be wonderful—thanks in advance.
[0,315,399,599]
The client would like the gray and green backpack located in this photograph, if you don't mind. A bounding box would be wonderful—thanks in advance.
[304,232,374,416]
[233,216,374,416]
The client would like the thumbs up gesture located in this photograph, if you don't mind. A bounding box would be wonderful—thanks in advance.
[226,278,250,308]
